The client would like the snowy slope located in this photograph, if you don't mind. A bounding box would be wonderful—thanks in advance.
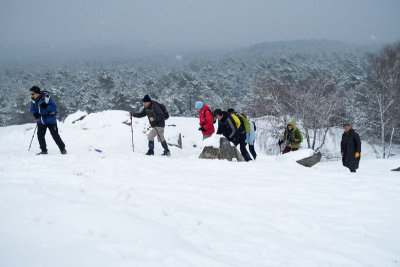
[0,110,399,267]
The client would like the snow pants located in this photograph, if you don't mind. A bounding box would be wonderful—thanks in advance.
[37,124,65,152]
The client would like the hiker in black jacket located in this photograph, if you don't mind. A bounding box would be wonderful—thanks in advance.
[214,108,252,161]
[341,123,361,172]
[130,95,170,156]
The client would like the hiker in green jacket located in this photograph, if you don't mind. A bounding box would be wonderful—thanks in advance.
[278,121,303,154]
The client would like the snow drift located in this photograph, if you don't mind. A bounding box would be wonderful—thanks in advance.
[0,110,399,267]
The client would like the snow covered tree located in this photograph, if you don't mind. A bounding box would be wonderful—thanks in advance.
[353,42,400,158]
[293,71,342,151]
[250,70,342,151]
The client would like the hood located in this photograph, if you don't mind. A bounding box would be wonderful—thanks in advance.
[202,105,210,112]
[37,90,51,105]
[287,120,296,128]
[42,90,51,97]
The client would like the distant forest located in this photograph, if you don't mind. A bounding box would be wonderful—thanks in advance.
[1,40,399,157]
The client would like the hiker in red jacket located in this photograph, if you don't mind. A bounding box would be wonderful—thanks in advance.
[195,101,215,139]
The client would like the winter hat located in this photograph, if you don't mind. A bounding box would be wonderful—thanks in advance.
[142,94,152,102]
[30,86,41,94]
[213,108,223,116]
[195,101,203,109]
[227,108,235,113]
[343,122,351,127]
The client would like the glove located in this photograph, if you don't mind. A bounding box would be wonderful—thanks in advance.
[278,139,283,146]
[341,152,343,157]
[355,152,360,158]
[34,112,40,119]
[289,136,295,143]
[198,127,206,132]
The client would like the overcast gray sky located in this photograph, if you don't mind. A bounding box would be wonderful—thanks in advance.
[1,0,399,50]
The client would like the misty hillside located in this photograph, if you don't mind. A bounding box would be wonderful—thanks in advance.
[2,39,400,156]
[0,39,374,124]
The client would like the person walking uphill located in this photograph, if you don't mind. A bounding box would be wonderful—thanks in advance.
[29,86,67,155]
[341,123,361,173]
[214,108,252,161]
[195,101,215,140]
[130,95,170,156]
[278,121,302,154]
[228,109,257,160]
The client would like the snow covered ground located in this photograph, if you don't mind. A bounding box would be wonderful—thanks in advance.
[0,110,399,267]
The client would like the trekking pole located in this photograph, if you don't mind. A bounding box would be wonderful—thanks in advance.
[130,115,134,152]
[28,124,38,151]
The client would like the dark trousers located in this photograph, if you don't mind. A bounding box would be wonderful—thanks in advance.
[282,146,298,154]
[249,144,257,159]
[238,136,251,161]
[37,124,65,152]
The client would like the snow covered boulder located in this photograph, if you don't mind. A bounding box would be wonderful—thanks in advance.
[199,136,245,162]
[296,152,322,167]
[277,149,322,167]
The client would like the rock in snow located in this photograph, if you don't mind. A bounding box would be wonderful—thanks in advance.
[297,152,322,167]
[199,136,245,161]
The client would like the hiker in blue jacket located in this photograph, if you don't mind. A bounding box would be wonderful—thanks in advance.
[29,86,66,155]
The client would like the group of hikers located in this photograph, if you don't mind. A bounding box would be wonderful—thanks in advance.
[29,87,361,172]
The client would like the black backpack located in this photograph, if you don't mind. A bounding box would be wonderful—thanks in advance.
[153,101,169,120]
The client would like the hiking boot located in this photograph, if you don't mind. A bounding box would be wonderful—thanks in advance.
[244,154,252,162]
[161,150,171,156]
[61,149,67,154]
[146,149,154,156]
[37,151,48,155]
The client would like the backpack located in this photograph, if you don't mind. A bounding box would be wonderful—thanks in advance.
[153,101,169,120]
[238,114,251,133]
[206,109,216,124]
[239,113,256,132]
[230,114,241,129]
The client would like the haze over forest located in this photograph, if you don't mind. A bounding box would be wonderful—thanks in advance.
[1,0,399,59]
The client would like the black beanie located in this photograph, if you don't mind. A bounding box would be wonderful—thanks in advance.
[213,108,223,116]
[30,86,41,94]
[142,94,151,102]
[227,108,235,113]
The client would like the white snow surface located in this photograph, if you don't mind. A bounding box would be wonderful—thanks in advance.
[202,134,222,148]
[0,110,399,267]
